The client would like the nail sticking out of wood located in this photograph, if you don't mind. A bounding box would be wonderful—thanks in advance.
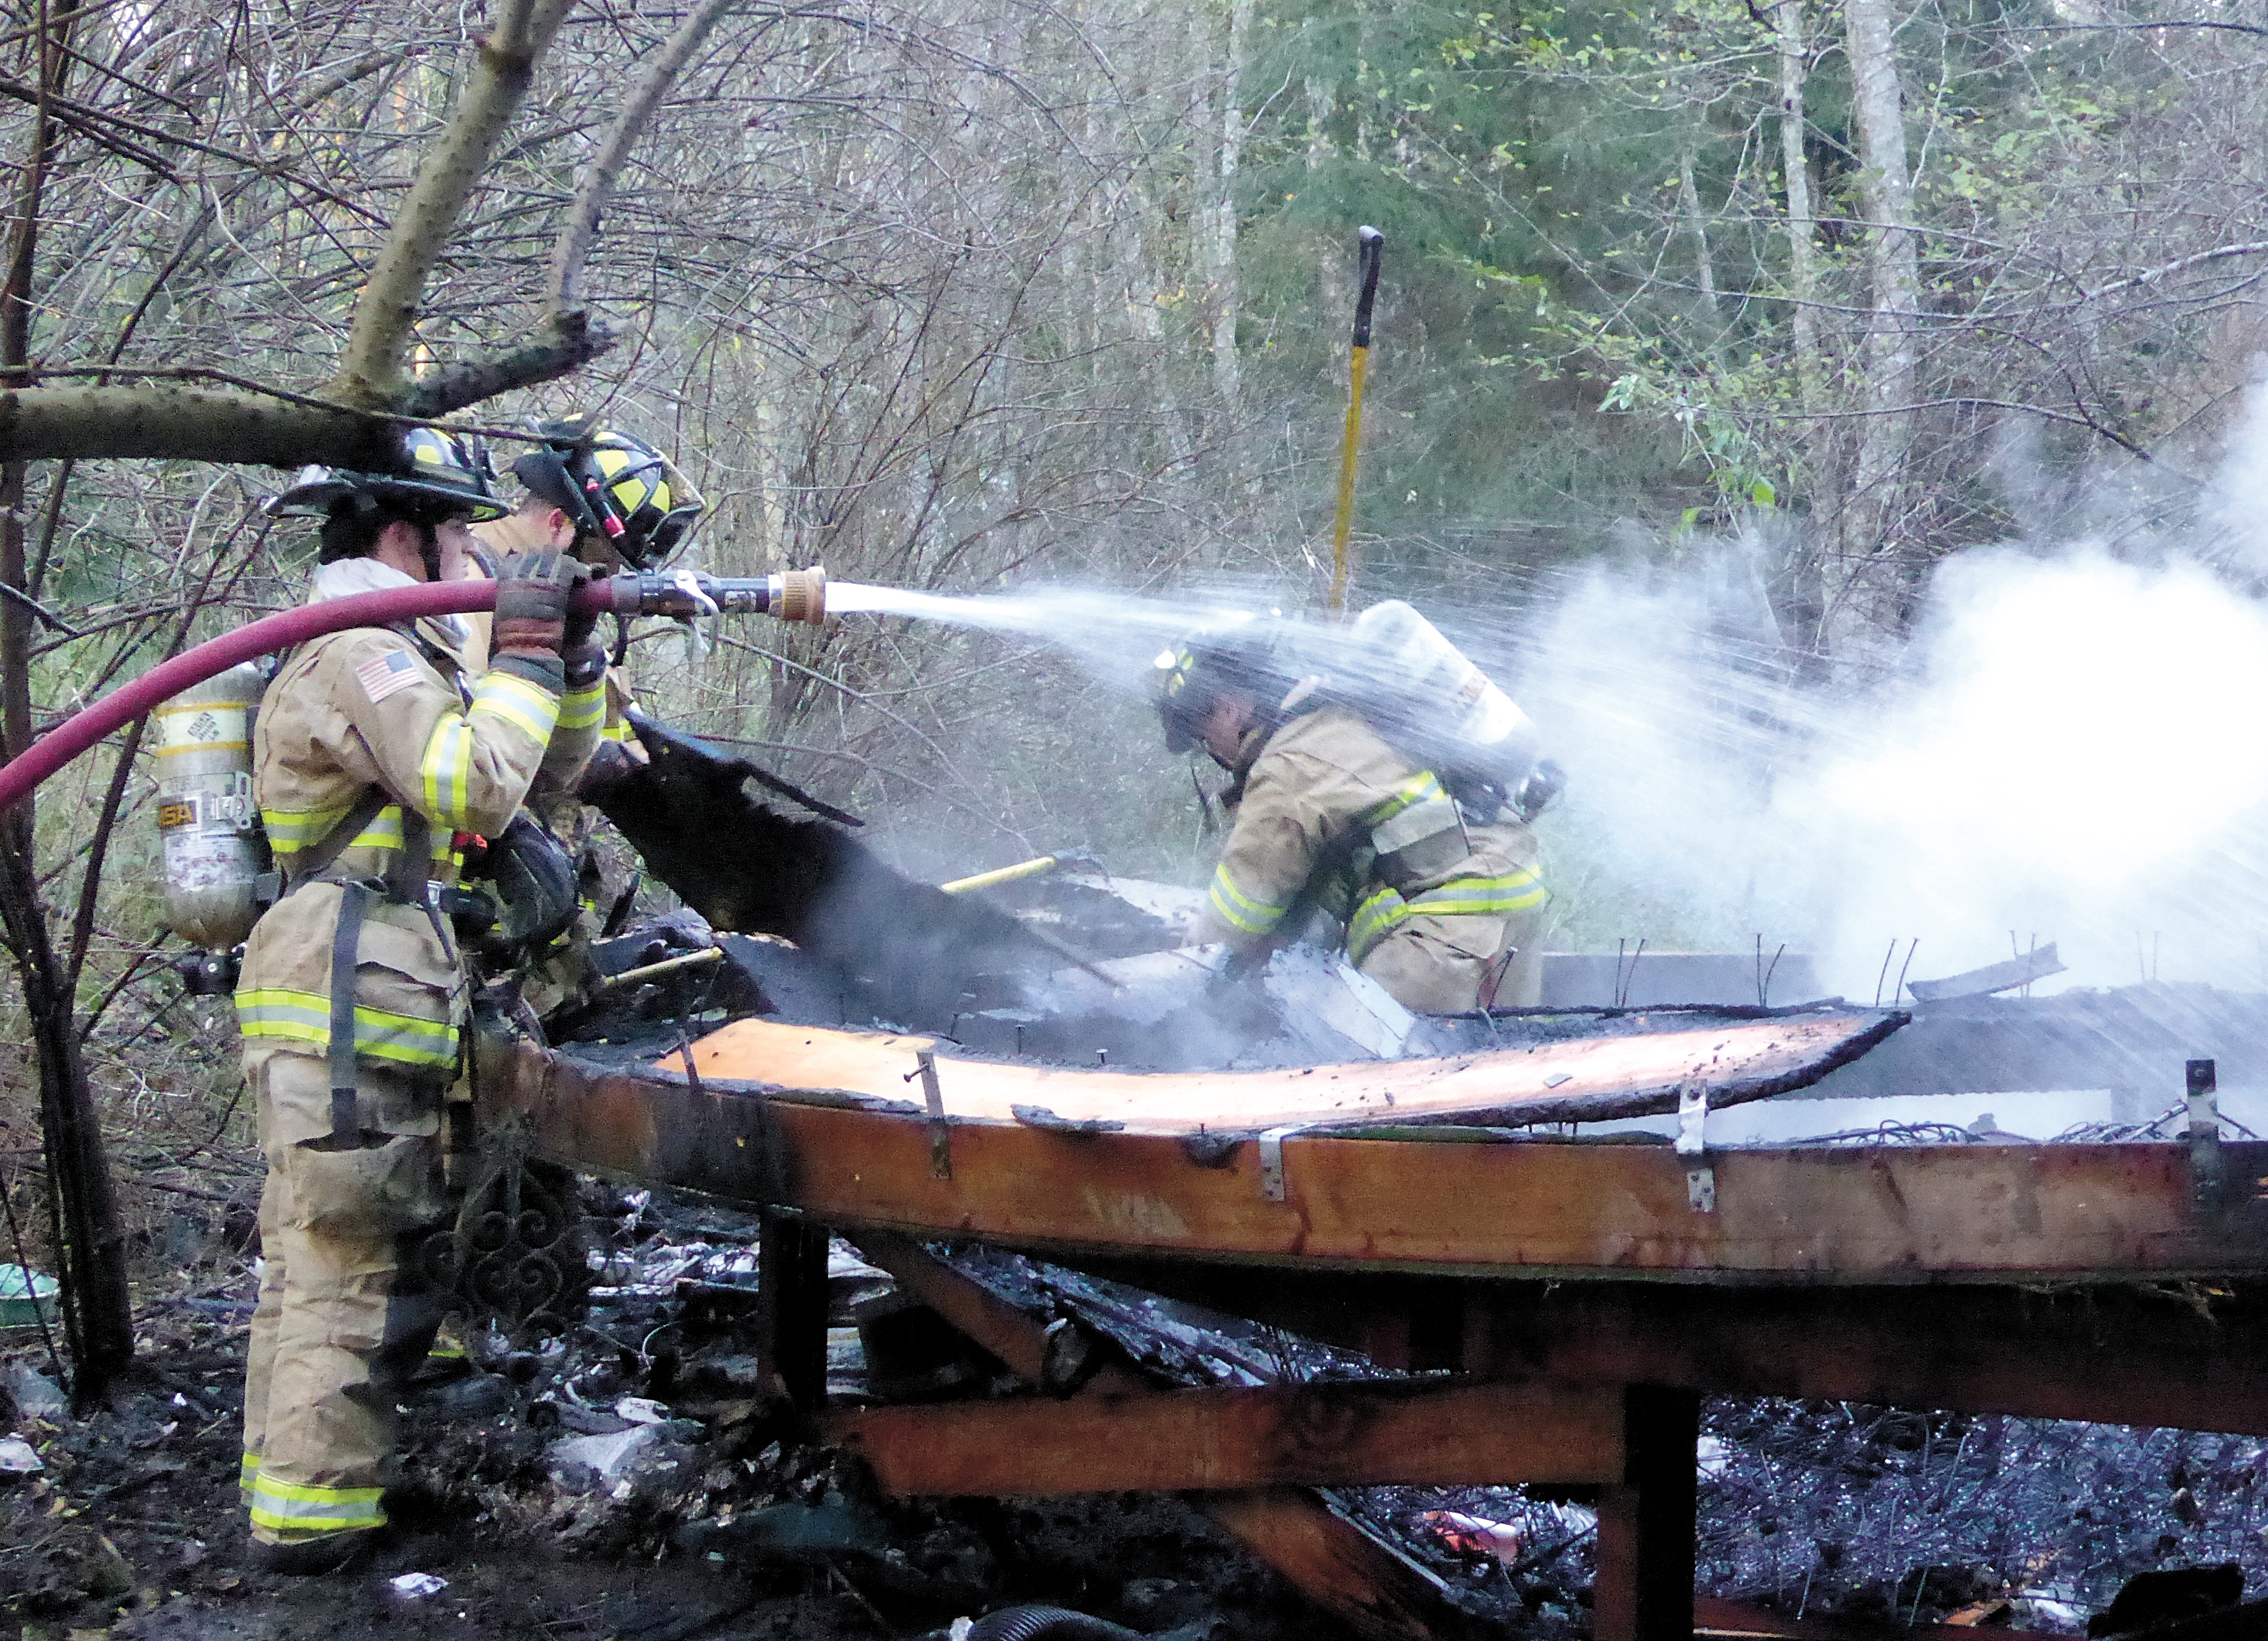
[904,1050,950,1179]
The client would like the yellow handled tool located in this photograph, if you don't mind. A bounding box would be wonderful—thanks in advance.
[939,855,1064,895]
[1326,225,1386,621]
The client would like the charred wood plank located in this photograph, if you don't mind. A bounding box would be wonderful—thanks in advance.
[757,1212,828,1412]
[479,1037,2268,1283]
[1693,1597,2057,1641]
[1064,1263,2268,1437]
[825,1380,1624,1495]
[848,1232,1452,1641]
[680,1008,1905,1134]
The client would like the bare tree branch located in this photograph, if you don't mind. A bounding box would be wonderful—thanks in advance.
[400,309,625,419]
[0,381,398,467]
[330,0,573,408]
[546,0,741,313]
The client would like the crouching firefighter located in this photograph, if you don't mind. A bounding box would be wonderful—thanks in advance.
[1155,619,1553,1014]
[234,428,607,1573]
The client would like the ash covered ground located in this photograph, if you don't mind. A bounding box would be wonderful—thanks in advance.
[6,1180,2268,1641]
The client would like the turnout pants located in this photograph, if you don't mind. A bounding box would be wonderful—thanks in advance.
[241,1048,449,1545]
[1355,901,1546,1014]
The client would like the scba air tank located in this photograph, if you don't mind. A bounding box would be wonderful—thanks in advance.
[1347,599,1542,792]
[155,662,265,985]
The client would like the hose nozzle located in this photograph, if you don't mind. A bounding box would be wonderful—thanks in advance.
[771,564,826,626]
[603,564,829,625]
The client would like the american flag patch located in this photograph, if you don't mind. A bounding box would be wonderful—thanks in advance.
[354,648,421,705]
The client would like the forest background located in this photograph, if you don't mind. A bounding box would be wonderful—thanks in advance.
[0,0,2263,1367]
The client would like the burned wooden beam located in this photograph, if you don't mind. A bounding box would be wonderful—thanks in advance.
[755,1211,828,1412]
[677,1005,1906,1133]
[1059,1261,2268,1437]
[1594,1387,1700,1641]
[478,1034,2268,1282]
[1693,1597,2057,1641]
[848,1231,1454,1641]
[1905,943,2065,1002]
[825,1380,1625,1496]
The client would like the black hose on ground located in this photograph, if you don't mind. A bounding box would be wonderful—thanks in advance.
[965,1606,1144,1641]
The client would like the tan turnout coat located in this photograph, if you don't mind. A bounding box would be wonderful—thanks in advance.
[1195,703,1547,1013]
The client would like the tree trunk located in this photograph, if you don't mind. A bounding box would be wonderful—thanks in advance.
[0,0,134,1400]
[1843,0,1920,577]
[1772,0,1830,678]
[1775,0,1822,411]
[1210,0,1251,410]
[1676,148,1721,353]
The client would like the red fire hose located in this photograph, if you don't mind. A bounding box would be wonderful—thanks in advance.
[0,564,829,813]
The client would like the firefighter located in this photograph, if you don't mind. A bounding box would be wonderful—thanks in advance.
[472,420,712,1013]
[1155,628,1548,1013]
[486,417,706,774]
[236,428,608,1573]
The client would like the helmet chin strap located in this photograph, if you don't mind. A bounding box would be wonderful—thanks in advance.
[414,521,443,585]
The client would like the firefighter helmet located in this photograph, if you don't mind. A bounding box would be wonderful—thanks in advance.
[265,425,507,527]
[1151,623,1297,754]
[512,419,705,568]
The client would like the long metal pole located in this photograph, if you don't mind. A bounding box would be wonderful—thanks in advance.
[1325,226,1385,621]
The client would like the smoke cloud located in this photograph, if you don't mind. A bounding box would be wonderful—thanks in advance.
[1521,536,2268,998]
[830,403,2268,1000]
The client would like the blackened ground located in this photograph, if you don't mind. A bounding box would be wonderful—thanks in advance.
[9,1182,2268,1640]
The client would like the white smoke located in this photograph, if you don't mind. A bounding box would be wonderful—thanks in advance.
[2208,379,2268,575]
[1524,534,2268,998]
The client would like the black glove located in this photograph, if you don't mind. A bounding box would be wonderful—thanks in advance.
[562,563,599,652]
[493,549,579,658]
[562,641,607,691]
[1513,758,1566,823]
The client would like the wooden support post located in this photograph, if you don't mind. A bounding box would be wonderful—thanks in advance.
[757,1211,829,1412]
[1594,1386,1700,1641]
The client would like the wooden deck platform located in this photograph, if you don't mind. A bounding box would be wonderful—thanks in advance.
[473,1007,2268,1641]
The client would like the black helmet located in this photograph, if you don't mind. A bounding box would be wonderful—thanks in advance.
[266,425,507,527]
[1151,623,1299,754]
[512,418,705,568]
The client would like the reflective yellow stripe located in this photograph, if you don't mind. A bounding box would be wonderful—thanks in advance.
[1359,771,1449,829]
[471,670,560,745]
[602,717,637,743]
[1207,861,1288,936]
[236,987,458,1069]
[260,805,351,852]
[1370,794,1462,856]
[1347,886,1408,965]
[263,805,405,857]
[1412,869,1547,918]
[556,682,606,732]
[1347,867,1547,965]
[419,717,475,828]
[248,1471,387,1534]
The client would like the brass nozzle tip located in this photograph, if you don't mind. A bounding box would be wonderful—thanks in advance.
[776,564,826,626]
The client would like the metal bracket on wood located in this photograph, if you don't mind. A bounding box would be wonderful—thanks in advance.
[2188,1057,2220,1211]
[905,1050,952,1179]
[1676,1077,1714,1214]
[1259,1126,1301,1202]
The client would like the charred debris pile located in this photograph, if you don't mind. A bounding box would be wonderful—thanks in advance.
[12,1182,2268,1639]
[571,717,1467,1072]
